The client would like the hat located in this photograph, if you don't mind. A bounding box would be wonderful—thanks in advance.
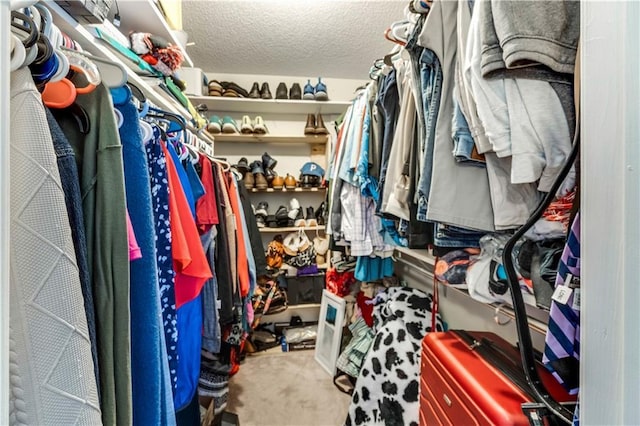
[300,162,325,178]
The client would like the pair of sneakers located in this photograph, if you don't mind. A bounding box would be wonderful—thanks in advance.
[207,115,236,134]
[303,78,329,101]
[288,198,319,227]
[240,115,268,134]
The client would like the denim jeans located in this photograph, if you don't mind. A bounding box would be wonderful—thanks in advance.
[200,226,221,353]
[416,48,443,222]
[46,108,100,393]
[433,223,485,248]
[452,97,485,167]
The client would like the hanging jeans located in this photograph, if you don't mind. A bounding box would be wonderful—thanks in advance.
[201,226,221,354]
[416,48,443,222]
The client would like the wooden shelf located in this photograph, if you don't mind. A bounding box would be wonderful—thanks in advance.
[189,96,351,115]
[110,0,194,67]
[259,226,326,233]
[250,187,326,193]
[212,134,328,144]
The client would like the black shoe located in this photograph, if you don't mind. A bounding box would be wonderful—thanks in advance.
[306,206,318,227]
[234,157,250,175]
[275,205,289,223]
[294,208,306,227]
[315,202,326,226]
[221,81,249,98]
[289,83,302,100]
[262,152,277,170]
[256,201,269,217]
[264,168,277,187]
[260,82,272,99]
[266,214,278,228]
[248,82,260,99]
[256,215,266,228]
[275,82,288,99]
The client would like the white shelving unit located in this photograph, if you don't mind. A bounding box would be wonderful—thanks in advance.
[211,134,328,145]
[189,95,351,115]
[250,187,326,193]
[111,0,194,67]
[259,226,326,233]
[43,1,215,147]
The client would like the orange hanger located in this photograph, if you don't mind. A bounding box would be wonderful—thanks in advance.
[384,27,406,47]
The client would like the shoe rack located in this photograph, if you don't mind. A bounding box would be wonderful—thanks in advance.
[189,96,351,115]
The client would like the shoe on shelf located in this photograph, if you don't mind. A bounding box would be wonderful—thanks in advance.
[207,115,222,134]
[315,113,329,134]
[256,201,269,217]
[256,215,266,228]
[294,208,306,227]
[284,173,297,189]
[222,116,239,133]
[234,157,250,175]
[221,81,249,97]
[222,88,239,97]
[248,82,260,99]
[304,114,316,135]
[266,214,278,228]
[251,161,268,190]
[262,152,278,170]
[254,116,268,134]
[244,170,255,190]
[306,206,318,227]
[260,82,272,99]
[315,202,326,225]
[314,78,328,101]
[290,83,302,100]
[289,197,301,214]
[302,80,315,100]
[275,205,289,225]
[272,175,284,190]
[275,82,288,99]
[240,115,254,134]
[264,168,277,187]
[208,80,223,96]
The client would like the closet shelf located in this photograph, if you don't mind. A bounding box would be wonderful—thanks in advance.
[212,134,328,144]
[250,187,326,193]
[189,96,351,115]
[44,1,215,148]
[259,226,326,233]
[111,0,194,67]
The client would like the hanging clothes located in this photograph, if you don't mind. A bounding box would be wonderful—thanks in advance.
[54,75,132,426]
[145,128,180,397]
[9,67,102,425]
[116,89,176,426]
[44,107,101,393]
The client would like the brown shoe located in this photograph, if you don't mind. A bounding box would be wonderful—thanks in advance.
[315,114,329,134]
[284,173,297,189]
[272,175,285,190]
[255,172,268,190]
[244,171,255,189]
[304,114,316,135]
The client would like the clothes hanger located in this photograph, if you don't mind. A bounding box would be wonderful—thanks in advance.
[10,33,26,71]
[60,47,127,88]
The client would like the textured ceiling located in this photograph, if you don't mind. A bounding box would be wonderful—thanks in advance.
[182,0,408,79]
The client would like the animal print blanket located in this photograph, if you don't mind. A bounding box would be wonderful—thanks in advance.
[345,286,443,426]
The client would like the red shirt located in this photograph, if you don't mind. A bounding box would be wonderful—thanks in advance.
[162,142,212,308]
[196,154,219,234]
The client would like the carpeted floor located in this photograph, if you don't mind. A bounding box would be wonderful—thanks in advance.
[227,349,351,426]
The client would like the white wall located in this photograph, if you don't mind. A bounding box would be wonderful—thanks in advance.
[581,1,640,424]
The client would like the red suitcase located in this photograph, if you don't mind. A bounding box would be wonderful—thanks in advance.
[419,331,575,426]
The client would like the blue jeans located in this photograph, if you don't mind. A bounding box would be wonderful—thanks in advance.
[376,70,399,213]
[416,49,444,222]
[433,223,484,248]
[200,227,221,353]
[452,98,485,167]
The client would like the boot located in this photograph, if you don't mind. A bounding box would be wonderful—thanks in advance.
[315,202,326,225]
[304,114,316,135]
[315,114,329,135]
[260,82,272,99]
[244,170,255,190]
[251,161,268,190]
[306,206,318,227]
[262,152,278,170]
[248,82,260,99]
